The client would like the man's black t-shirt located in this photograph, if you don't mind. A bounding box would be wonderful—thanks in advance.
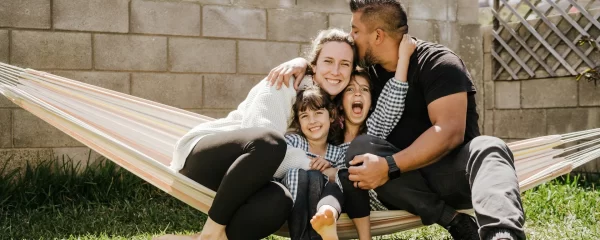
[367,39,480,152]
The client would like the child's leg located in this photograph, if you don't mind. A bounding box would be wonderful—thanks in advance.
[337,169,372,239]
[351,217,371,240]
[311,181,343,240]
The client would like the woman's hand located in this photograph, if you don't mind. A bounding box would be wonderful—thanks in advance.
[266,57,309,90]
[310,156,331,171]
[395,34,417,82]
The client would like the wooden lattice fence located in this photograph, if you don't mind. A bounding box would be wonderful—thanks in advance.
[492,0,600,81]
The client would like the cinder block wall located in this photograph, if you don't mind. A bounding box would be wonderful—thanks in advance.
[481,23,600,172]
[0,0,482,169]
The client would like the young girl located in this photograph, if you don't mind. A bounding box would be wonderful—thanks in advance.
[309,34,417,240]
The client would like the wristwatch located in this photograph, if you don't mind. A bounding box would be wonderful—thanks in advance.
[384,155,401,179]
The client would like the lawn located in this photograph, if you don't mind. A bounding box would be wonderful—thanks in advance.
[1,158,599,240]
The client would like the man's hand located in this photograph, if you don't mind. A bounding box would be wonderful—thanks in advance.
[348,153,389,190]
[266,57,309,90]
[310,156,331,171]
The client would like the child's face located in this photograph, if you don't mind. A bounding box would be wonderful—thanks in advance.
[299,108,332,142]
[342,75,372,126]
[312,42,354,97]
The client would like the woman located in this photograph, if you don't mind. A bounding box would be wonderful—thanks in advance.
[155,28,358,240]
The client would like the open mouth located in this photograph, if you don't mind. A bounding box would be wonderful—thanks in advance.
[352,101,364,115]
[326,78,341,85]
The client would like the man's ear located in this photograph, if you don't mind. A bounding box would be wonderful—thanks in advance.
[374,28,385,45]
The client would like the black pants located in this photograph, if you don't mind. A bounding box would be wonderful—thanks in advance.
[339,135,526,239]
[288,170,343,240]
[179,127,293,240]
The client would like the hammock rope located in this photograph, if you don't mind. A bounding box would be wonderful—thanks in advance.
[1,62,600,238]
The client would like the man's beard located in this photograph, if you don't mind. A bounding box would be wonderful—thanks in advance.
[358,45,378,68]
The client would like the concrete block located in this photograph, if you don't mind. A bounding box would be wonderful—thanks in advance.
[458,24,482,85]
[300,44,312,58]
[547,108,600,135]
[494,109,546,139]
[193,109,233,119]
[268,9,327,42]
[13,109,84,148]
[579,80,600,106]
[11,31,92,70]
[329,14,352,31]
[484,79,494,109]
[203,74,263,108]
[0,110,11,148]
[50,71,131,94]
[238,41,299,74]
[448,0,457,22]
[53,147,105,168]
[408,0,448,21]
[481,25,492,53]
[131,73,203,109]
[521,77,578,108]
[0,96,19,108]
[484,110,493,135]
[407,19,437,42]
[94,34,167,71]
[483,52,492,82]
[457,5,479,24]
[193,0,232,4]
[232,0,294,8]
[131,0,201,36]
[0,30,8,63]
[169,38,236,73]
[203,6,266,39]
[0,148,53,174]
[53,0,128,33]
[438,22,460,53]
[0,0,51,29]
[495,81,520,109]
[296,0,350,14]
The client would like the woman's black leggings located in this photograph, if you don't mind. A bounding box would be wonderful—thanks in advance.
[179,127,293,240]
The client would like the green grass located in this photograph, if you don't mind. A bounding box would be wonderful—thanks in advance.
[1,157,599,240]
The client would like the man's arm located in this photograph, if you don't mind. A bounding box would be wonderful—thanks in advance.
[392,92,467,172]
[348,92,467,189]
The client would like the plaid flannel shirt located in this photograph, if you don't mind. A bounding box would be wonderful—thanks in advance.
[281,78,409,211]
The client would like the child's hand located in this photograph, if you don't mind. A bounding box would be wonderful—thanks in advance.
[395,34,416,82]
[322,168,338,182]
[398,34,416,59]
[310,156,331,171]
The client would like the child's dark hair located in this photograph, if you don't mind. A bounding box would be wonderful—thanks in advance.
[288,85,342,143]
[330,68,373,145]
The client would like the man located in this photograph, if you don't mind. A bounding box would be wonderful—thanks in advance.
[267,1,525,240]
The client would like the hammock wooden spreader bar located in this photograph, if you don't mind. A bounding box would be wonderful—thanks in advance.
[1,62,600,238]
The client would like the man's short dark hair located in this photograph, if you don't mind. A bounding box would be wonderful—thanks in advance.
[349,0,408,39]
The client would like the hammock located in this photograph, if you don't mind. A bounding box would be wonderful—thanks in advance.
[1,62,600,239]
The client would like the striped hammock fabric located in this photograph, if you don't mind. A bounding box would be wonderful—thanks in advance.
[1,62,600,238]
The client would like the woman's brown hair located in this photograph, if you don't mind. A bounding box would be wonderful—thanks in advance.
[303,28,358,76]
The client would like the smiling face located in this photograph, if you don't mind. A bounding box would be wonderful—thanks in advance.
[342,74,372,126]
[298,108,332,143]
[311,41,354,96]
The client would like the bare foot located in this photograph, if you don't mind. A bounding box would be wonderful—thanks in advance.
[310,205,339,240]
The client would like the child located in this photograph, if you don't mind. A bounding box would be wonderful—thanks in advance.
[309,34,416,240]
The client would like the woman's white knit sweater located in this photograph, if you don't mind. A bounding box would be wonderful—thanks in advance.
[171,77,311,178]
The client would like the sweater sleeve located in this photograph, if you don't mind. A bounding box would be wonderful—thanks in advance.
[366,79,409,139]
